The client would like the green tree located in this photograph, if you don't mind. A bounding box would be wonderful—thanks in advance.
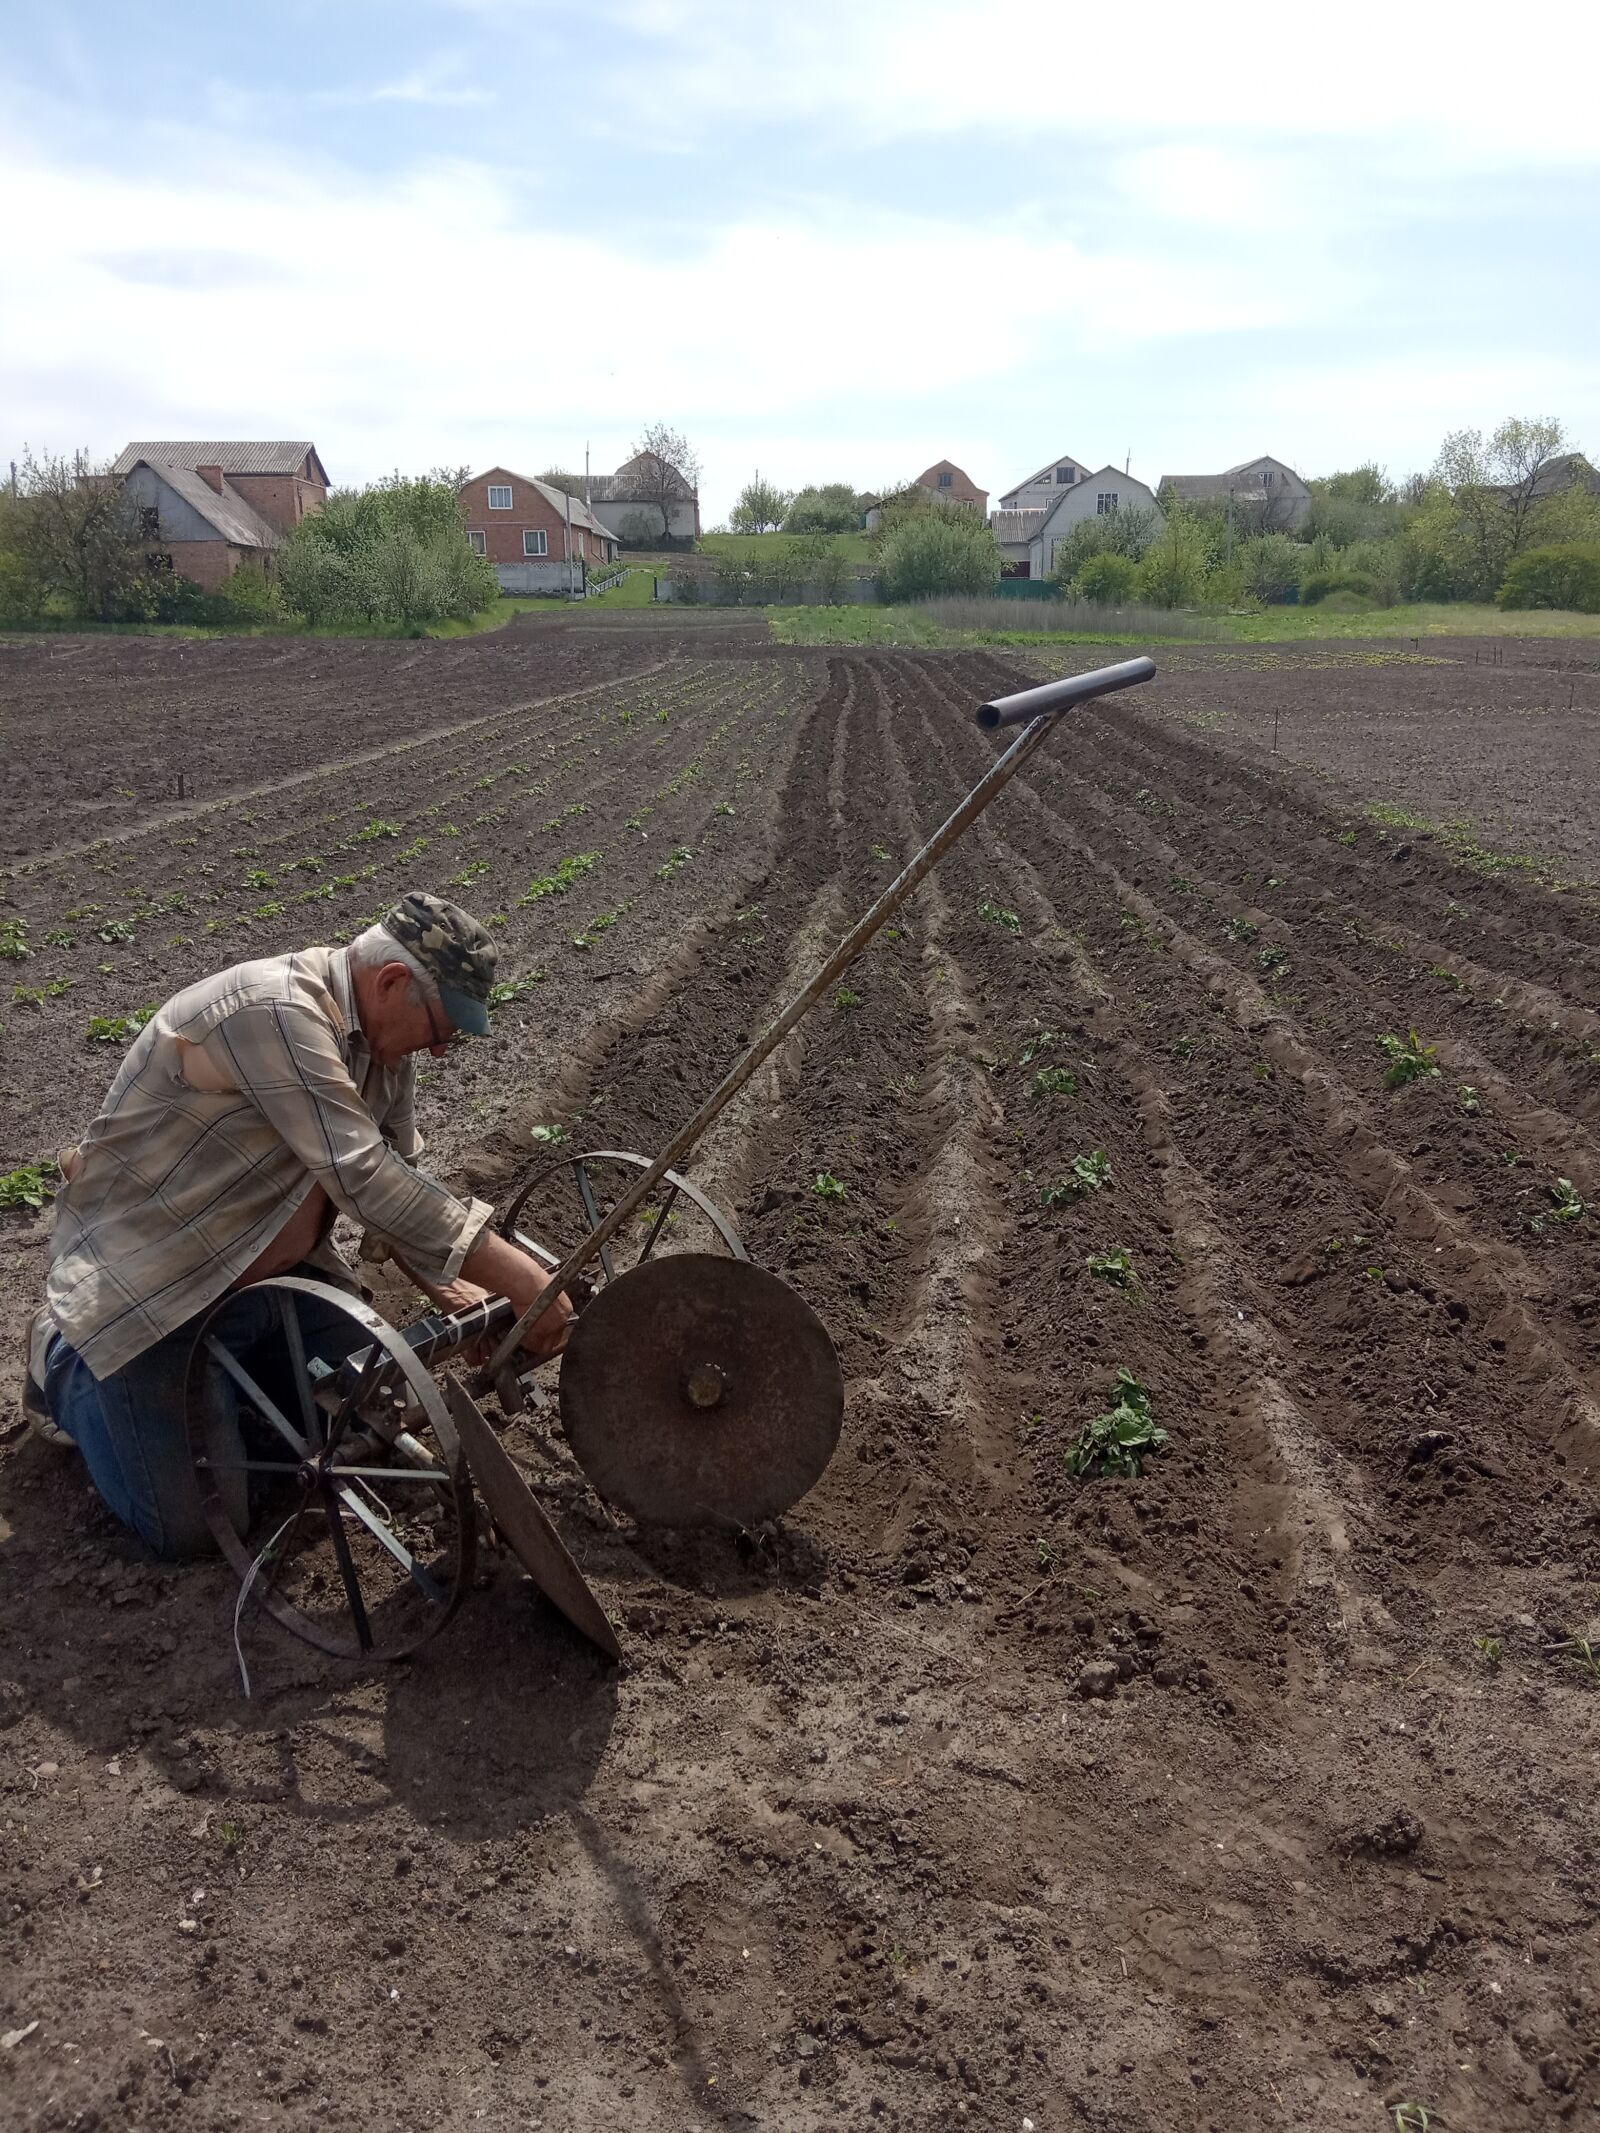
[277,470,496,627]
[630,423,701,541]
[1238,533,1304,605]
[786,483,864,534]
[877,505,1000,602]
[730,475,793,534]
[4,448,143,620]
[1137,509,1212,608]
[1429,417,1571,598]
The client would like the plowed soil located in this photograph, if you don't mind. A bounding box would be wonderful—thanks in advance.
[3,629,1600,2133]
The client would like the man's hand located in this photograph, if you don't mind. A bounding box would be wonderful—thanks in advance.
[461,1228,575,1367]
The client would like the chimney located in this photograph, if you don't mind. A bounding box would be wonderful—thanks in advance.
[196,464,225,493]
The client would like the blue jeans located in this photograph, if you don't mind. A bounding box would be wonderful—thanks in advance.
[44,1267,361,1561]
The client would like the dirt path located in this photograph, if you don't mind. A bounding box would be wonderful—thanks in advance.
[3,634,1599,2133]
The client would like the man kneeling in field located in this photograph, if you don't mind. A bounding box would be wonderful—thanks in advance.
[23,892,569,1557]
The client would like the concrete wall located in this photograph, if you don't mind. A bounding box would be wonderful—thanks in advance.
[123,463,220,544]
[593,497,699,542]
[494,558,584,595]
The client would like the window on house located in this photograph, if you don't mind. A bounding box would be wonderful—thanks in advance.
[523,529,548,557]
[1261,469,1274,487]
[937,471,953,488]
[467,530,487,556]
[1097,491,1120,515]
[1057,466,1075,483]
[487,485,512,510]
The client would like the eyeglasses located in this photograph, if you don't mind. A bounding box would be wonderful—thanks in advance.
[424,994,463,1052]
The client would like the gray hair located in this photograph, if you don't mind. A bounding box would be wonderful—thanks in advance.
[348,923,441,1007]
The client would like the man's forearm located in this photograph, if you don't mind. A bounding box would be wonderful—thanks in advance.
[460,1229,572,1352]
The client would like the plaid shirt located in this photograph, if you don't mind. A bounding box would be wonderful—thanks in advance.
[47,944,491,1380]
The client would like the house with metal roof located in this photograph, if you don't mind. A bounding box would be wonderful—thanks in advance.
[579,450,701,544]
[113,443,329,594]
[1028,468,1164,581]
[1157,454,1309,530]
[996,450,1095,515]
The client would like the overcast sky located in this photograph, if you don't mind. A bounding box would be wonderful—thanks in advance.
[4,1,1597,523]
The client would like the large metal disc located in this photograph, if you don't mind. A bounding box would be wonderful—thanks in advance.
[558,1253,843,1528]
[445,1377,622,1664]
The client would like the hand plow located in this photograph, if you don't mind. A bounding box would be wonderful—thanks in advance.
[183,656,1156,1672]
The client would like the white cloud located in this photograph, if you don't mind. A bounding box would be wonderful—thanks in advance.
[0,125,1346,517]
[315,58,495,109]
[496,0,1600,168]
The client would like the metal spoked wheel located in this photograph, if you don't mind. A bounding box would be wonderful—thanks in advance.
[497,1148,747,1281]
[184,1275,476,1660]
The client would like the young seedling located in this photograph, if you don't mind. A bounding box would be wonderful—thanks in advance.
[1561,1635,1600,1684]
[96,920,135,945]
[1222,916,1259,944]
[529,1123,568,1146]
[41,928,75,948]
[487,973,547,1009]
[242,869,275,890]
[1031,1066,1079,1098]
[1040,1150,1113,1206]
[1017,1028,1058,1065]
[1550,1177,1588,1222]
[1377,1030,1440,1088]
[835,988,861,1011]
[1473,1634,1503,1668]
[355,819,400,841]
[812,1172,847,1201]
[978,899,1021,934]
[1170,1034,1198,1061]
[1066,1368,1167,1479]
[0,1161,57,1212]
[1457,1084,1481,1115]
[1086,1246,1136,1290]
[657,847,694,880]
[1393,2107,1434,2133]
[1258,944,1289,973]
[520,853,599,905]
[86,1006,157,1044]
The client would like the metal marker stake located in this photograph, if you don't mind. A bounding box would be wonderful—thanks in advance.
[478,654,1157,1383]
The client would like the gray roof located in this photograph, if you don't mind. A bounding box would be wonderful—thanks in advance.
[998,448,1090,502]
[991,509,1046,543]
[112,440,328,482]
[133,461,281,548]
[1161,456,1302,498]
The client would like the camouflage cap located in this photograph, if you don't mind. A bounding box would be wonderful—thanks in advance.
[380,891,498,1037]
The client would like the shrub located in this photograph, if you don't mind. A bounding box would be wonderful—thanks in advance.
[1497,543,1600,613]
[1300,568,1378,607]
[1071,552,1140,604]
[877,506,1000,603]
[1048,505,1159,586]
[1238,533,1303,605]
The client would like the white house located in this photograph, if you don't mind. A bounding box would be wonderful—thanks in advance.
[996,448,1094,514]
[1027,468,1164,580]
[1158,454,1310,530]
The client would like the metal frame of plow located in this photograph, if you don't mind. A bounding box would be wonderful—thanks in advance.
[477,653,1157,1386]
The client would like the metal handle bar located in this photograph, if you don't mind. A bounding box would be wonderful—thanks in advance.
[477,652,1158,1386]
[975,654,1156,729]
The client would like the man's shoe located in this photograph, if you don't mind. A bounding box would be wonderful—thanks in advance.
[22,1306,72,1447]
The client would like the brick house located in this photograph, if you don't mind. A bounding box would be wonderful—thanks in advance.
[112,441,329,590]
[912,459,988,513]
[458,467,619,592]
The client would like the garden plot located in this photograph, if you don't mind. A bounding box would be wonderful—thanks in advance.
[3,629,1600,2133]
